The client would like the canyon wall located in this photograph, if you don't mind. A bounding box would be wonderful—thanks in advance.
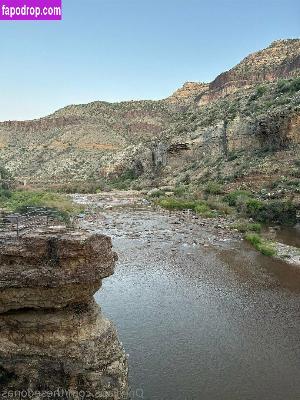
[0,39,299,188]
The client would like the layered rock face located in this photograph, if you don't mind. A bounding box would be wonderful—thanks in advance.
[0,229,128,399]
[200,39,300,104]
[170,39,300,105]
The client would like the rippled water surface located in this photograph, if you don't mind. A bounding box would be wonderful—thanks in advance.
[89,201,300,400]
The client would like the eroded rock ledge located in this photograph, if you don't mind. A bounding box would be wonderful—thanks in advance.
[0,228,128,399]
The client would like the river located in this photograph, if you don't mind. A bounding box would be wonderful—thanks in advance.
[75,192,300,400]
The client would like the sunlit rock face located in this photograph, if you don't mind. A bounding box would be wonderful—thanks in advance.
[0,229,128,399]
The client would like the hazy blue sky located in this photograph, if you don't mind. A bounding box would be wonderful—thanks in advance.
[0,0,299,120]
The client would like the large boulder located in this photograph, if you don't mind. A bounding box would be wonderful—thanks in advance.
[0,229,117,313]
[0,228,128,399]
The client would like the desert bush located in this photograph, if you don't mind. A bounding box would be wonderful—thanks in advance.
[277,77,300,94]
[0,188,11,202]
[233,221,262,233]
[224,190,297,226]
[108,169,138,190]
[173,186,187,197]
[206,198,233,215]
[0,166,14,190]
[149,190,165,198]
[245,199,296,226]
[205,181,224,195]
[223,190,252,207]
[255,85,267,97]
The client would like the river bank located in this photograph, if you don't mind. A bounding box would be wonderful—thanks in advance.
[72,190,300,268]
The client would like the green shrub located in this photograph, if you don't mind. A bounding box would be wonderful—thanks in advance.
[109,179,132,190]
[245,200,296,226]
[149,190,165,198]
[107,168,138,190]
[195,203,217,218]
[224,190,297,226]
[290,77,300,92]
[0,166,11,180]
[277,77,300,94]
[120,169,137,181]
[227,151,239,161]
[223,190,252,207]
[233,221,262,233]
[0,188,11,202]
[245,232,261,246]
[205,181,224,195]
[0,166,14,190]
[255,85,267,97]
[157,198,198,211]
[0,190,82,224]
[174,186,187,197]
[245,198,264,215]
[194,203,210,214]
[206,199,233,215]
[245,233,276,257]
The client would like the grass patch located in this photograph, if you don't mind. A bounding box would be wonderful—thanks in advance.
[157,198,199,211]
[57,180,110,194]
[195,203,218,218]
[0,190,82,224]
[157,197,230,217]
[245,233,276,257]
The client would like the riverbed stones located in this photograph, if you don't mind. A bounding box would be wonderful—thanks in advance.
[0,228,128,399]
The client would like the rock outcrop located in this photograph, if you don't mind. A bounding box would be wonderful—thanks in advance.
[167,82,209,104]
[0,228,128,399]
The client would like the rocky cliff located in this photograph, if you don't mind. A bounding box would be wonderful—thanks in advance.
[168,39,300,105]
[0,228,128,399]
[0,39,299,190]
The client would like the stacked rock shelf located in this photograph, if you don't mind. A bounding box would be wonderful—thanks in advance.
[0,228,128,399]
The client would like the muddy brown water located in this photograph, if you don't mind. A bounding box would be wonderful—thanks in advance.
[274,224,300,248]
[75,194,300,400]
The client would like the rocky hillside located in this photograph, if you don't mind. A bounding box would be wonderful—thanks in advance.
[0,39,299,192]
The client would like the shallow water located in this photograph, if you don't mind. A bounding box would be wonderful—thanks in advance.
[88,203,300,400]
[275,224,300,248]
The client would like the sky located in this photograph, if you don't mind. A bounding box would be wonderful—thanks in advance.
[0,0,299,121]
